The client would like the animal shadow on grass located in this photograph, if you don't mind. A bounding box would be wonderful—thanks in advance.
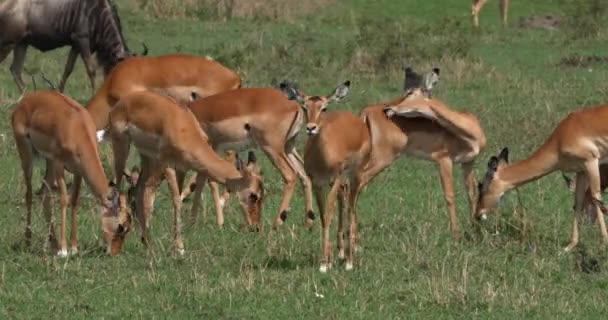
[573,244,603,274]
[262,252,318,271]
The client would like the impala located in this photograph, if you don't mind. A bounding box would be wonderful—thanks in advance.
[12,90,131,256]
[87,53,241,131]
[281,80,371,272]
[472,0,510,28]
[476,103,608,252]
[358,67,486,236]
[109,90,263,254]
[182,82,351,229]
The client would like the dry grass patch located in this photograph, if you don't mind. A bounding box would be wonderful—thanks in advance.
[128,0,334,21]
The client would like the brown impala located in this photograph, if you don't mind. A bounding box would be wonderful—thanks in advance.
[12,90,131,256]
[477,103,608,253]
[109,91,263,254]
[357,67,486,237]
[281,80,371,272]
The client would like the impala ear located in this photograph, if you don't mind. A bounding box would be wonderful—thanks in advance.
[422,67,440,94]
[498,147,509,165]
[328,81,351,103]
[487,156,499,172]
[247,151,257,165]
[404,67,422,93]
[279,81,305,103]
[235,153,244,172]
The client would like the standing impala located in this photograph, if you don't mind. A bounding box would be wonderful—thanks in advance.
[281,80,371,272]
[87,53,241,131]
[359,67,486,236]
[182,82,351,229]
[109,91,263,254]
[12,90,131,256]
[472,0,510,28]
[476,103,608,253]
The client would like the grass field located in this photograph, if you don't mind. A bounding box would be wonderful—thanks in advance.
[1,0,608,318]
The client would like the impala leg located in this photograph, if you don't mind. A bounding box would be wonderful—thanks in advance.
[209,180,225,227]
[584,160,608,246]
[135,157,161,249]
[287,149,315,228]
[189,173,207,225]
[42,160,59,254]
[565,173,587,252]
[263,146,298,228]
[462,162,477,221]
[313,183,329,272]
[437,157,459,236]
[164,167,185,255]
[56,169,69,257]
[320,178,341,273]
[14,130,34,246]
[337,183,347,260]
[471,0,488,28]
[180,173,198,201]
[10,43,28,93]
[58,47,78,92]
[345,178,362,270]
[500,0,509,26]
[69,175,82,254]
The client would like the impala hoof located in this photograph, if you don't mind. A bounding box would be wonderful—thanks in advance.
[57,249,68,258]
[319,264,329,273]
[70,247,79,255]
[345,262,353,271]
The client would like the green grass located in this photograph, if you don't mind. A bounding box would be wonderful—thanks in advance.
[2,0,608,318]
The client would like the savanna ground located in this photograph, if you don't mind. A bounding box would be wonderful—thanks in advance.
[1,0,608,318]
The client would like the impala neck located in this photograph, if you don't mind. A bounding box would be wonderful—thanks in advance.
[191,144,243,185]
[500,140,559,190]
[428,100,482,141]
[79,136,112,203]
[86,89,111,130]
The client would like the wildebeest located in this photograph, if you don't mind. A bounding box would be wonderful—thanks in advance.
[0,0,147,93]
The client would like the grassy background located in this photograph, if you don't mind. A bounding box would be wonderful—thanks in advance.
[1,0,608,318]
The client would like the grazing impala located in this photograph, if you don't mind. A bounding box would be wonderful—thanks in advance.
[476,103,608,253]
[86,53,241,131]
[32,53,241,220]
[359,67,486,236]
[472,0,510,28]
[12,90,131,256]
[281,80,371,272]
[109,91,263,254]
[182,82,351,229]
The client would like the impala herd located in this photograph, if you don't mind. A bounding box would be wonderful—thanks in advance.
[6,2,608,273]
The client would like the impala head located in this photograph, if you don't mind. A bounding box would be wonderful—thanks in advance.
[280,80,351,136]
[403,67,440,98]
[234,151,265,229]
[475,147,510,221]
[101,189,132,256]
[384,67,440,118]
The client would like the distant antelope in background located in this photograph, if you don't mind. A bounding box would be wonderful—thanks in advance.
[472,0,510,28]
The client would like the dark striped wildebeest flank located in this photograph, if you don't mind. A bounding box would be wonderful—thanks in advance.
[0,0,148,94]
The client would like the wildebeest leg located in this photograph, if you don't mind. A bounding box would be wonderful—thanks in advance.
[58,47,79,92]
[10,43,28,93]
[0,44,14,65]
[75,37,97,92]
